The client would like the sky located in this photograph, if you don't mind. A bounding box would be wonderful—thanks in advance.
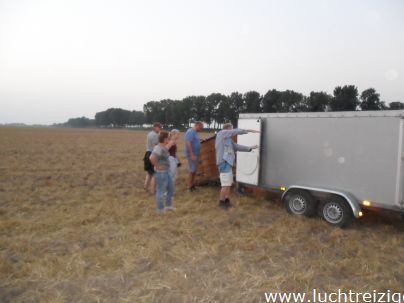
[0,0,403,125]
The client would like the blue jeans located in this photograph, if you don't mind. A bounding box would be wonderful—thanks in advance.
[155,171,174,210]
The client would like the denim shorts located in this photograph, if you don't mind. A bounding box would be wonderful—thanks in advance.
[218,161,232,173]
[187,156,199,173]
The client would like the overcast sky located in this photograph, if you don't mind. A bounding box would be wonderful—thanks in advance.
[0,0,403,124]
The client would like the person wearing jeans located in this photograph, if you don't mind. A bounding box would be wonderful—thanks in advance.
[149,131,176,213]
[154,170,174,212]
[168,129,181,183]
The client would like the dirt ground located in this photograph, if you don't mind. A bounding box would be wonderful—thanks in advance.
[0,127,403,303]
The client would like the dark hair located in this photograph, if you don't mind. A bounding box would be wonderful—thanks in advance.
[153,122,162,128]
[158,131,169,143]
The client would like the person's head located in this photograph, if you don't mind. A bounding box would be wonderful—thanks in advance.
[169,129,180,141]
[193,121,204,132]
[153,122,162,133]
[223,123,233,130]
[158,130,169,144]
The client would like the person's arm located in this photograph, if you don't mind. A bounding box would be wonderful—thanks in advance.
[186,140,197,161]
[149,153,157,166]
[171,145,181,165]
[230,128,260,151]
[185,131,198,161]
[220,129,248,139]
[232,142,259,152]
[152,134,159,148]
[220,128,260,139]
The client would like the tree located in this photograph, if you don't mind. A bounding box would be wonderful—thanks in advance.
[158,99,174,127]
[105,108,131,127]
[66,117,95,128]
[164,100,176,127]
[95,108,122,126]
[193,96,206,122]
[244,91,262,113]
[262,90,305,112]
[305,91,332,112]
[262,89,282,113]
[389,101,404,110]
[228,92,245,126]
[130,111,145,126]
[170,100,185,128]
[144,101,164,125]
[330,85,359,111]
[360,88,386,111]
[215,95,232,126]
[95,111,109,126]
[205,93,227,128]
[180,97,194,127]
[279,90,305,112]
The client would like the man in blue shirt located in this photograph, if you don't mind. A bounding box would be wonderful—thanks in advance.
[215,123,259,209]
[184,121,204,192]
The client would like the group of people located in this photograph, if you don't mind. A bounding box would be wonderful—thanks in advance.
[143,121,259,213]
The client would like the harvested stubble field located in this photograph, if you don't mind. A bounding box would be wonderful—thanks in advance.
[0,127,403,303]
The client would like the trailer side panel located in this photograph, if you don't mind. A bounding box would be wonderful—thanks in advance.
[260,116,401,210]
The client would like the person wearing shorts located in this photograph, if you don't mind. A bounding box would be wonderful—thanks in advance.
[215,123,259,209]
[143,122,161,193]
[184,121,203,192]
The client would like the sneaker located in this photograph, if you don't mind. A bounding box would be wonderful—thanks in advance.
[219,200,227,209]
[224,198,233,208]
[165,206,176,212]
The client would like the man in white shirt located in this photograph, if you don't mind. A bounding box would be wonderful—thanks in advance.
[143,122,161,193]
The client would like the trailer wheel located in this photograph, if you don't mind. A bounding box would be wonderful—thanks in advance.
[321,195,354,228]
[283,189,316,217]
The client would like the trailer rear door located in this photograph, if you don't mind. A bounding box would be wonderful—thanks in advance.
[396,119,404,209]
[236,119,262,185]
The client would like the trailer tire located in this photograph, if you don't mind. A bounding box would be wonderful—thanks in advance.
[321,195,354,228]
[283,189,316,217]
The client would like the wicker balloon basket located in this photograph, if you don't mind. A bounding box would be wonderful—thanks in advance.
[195,135,220,186]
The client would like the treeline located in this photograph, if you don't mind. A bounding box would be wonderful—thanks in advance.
[143,86,404,128]
[54,117,95,128]
[58,109,145,128]
[94,108,145,127]
[62,85,404,128]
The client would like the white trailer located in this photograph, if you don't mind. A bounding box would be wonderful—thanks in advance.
[236,110,404,227]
